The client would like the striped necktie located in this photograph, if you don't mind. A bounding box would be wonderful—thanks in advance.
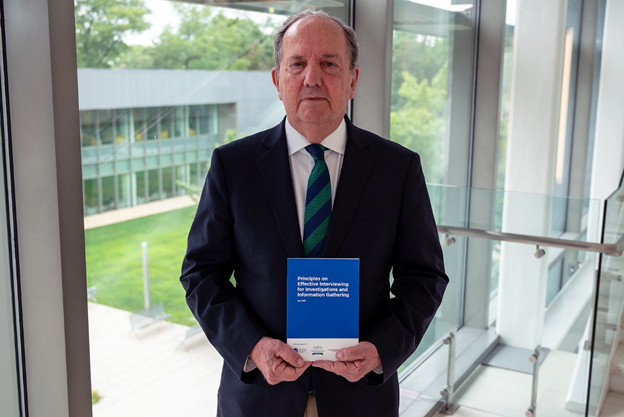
[303,144,331,257]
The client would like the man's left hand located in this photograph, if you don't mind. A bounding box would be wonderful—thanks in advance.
[312,341,382,382]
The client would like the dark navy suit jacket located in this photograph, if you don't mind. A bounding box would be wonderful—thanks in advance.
[181,117,448,417]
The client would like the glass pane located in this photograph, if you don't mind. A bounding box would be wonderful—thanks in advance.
[162,167,173,198]
[76,2,349,416]
[117,174,131,209]
[131,142,145,157]
[0,18,24,411]
[190,162,199,187]
[81,110,97,147]
[115,109,130,143]
[117,158,130,173]
[116,143,130,159]
[174,106,185,138]
[99,110,114,145]
[135,171,147,205]
[133,108,146,142]
[198,104,209,135]
[160,153,172,166]
[83,164,98,179]
[188,105,198,137]
[146,107,160,140]
[101,176,115,212]
[84,178,99,215]
[391,0,478,390]
[147,168,159,202]
[160,107,174,139]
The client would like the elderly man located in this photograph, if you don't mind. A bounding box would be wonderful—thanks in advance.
[181,9,447,417]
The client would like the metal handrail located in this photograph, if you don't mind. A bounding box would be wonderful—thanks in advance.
[437,225,624,256]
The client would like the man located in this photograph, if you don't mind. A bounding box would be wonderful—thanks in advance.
[181,10,447,417]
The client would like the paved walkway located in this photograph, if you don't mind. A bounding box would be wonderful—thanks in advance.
[84,196,197,229]
[88,303,221,417]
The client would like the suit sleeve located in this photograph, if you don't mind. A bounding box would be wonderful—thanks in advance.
[365,153,448,382]
[180,147,268,383]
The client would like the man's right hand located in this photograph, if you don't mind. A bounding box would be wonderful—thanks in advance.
[249,337,311,385]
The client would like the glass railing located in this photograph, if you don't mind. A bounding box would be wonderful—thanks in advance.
[398,185,618,416]
[587,173,624,416]
[427,184,603,243]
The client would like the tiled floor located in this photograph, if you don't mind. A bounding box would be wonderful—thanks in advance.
[601,392,624,417]
[433,407,500,417]
[444,349,624,417]
[447,350,582,417]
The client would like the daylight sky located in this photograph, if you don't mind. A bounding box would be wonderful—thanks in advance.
[125,0,517,46]
[124,0,286,46]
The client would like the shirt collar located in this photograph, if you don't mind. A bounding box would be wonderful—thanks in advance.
[285,118,347,156]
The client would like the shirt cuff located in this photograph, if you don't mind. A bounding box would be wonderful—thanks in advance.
[372,365,383,374]
[243,357,257,373]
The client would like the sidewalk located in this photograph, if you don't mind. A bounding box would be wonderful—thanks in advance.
[89,303,221,417]
[84,196,197,230]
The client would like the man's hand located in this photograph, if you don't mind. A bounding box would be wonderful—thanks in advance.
[312,341,381,382]
[249,337,311,385]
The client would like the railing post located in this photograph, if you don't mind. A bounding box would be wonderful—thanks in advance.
[439,331,460,414]
[526,345,541,417]
[142,241,150,309]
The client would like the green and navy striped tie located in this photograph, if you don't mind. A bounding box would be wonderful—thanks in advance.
[303,144,331,257]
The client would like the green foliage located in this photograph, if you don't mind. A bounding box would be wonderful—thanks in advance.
[85,207,198,325]
[391,33,449,111]
[120,4,277,70]
[92,390,101,405]
[75,0,150,68]
[390,63,448,184]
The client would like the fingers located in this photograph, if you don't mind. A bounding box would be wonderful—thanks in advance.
[249,337,310,385]
[312,342,382,383]
[276,342,305,368]
[336,341,377,362]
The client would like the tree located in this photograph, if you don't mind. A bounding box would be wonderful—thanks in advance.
[391,32,448,111]
[390,64,448,184]
[75,0,150,68]
[132,4,276,71]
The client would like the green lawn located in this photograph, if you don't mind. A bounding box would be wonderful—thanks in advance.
[85,206,198,325]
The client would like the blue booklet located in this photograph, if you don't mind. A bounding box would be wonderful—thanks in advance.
[287,258,359,361]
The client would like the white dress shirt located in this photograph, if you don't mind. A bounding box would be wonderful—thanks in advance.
[285,118,346,241]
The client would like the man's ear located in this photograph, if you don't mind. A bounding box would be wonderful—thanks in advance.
[271,68,281,100]
[349,66,360,100]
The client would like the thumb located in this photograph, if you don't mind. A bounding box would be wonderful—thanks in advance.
[276,343,305,367]
[336,345,362,361]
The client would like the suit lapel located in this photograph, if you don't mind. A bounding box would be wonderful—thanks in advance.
[256,120,304,258]
[324,120,375,257]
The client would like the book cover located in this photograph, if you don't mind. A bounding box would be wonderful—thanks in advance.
[287,258,359,361]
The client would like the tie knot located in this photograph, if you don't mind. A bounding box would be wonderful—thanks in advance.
[305,144,326,161]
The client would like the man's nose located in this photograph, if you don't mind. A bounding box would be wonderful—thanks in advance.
[303,64,322,87]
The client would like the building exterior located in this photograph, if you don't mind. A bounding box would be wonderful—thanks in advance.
[77,69,283,214]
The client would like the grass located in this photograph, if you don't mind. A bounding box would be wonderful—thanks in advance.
[85,206,198,326]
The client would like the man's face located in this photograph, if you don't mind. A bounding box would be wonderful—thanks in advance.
[271,17,359,139]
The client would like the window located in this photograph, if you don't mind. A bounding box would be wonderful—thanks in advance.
[390,0,478,372]
[77,2,351,414]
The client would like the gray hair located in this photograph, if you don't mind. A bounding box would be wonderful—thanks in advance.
[273,10,359,73]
